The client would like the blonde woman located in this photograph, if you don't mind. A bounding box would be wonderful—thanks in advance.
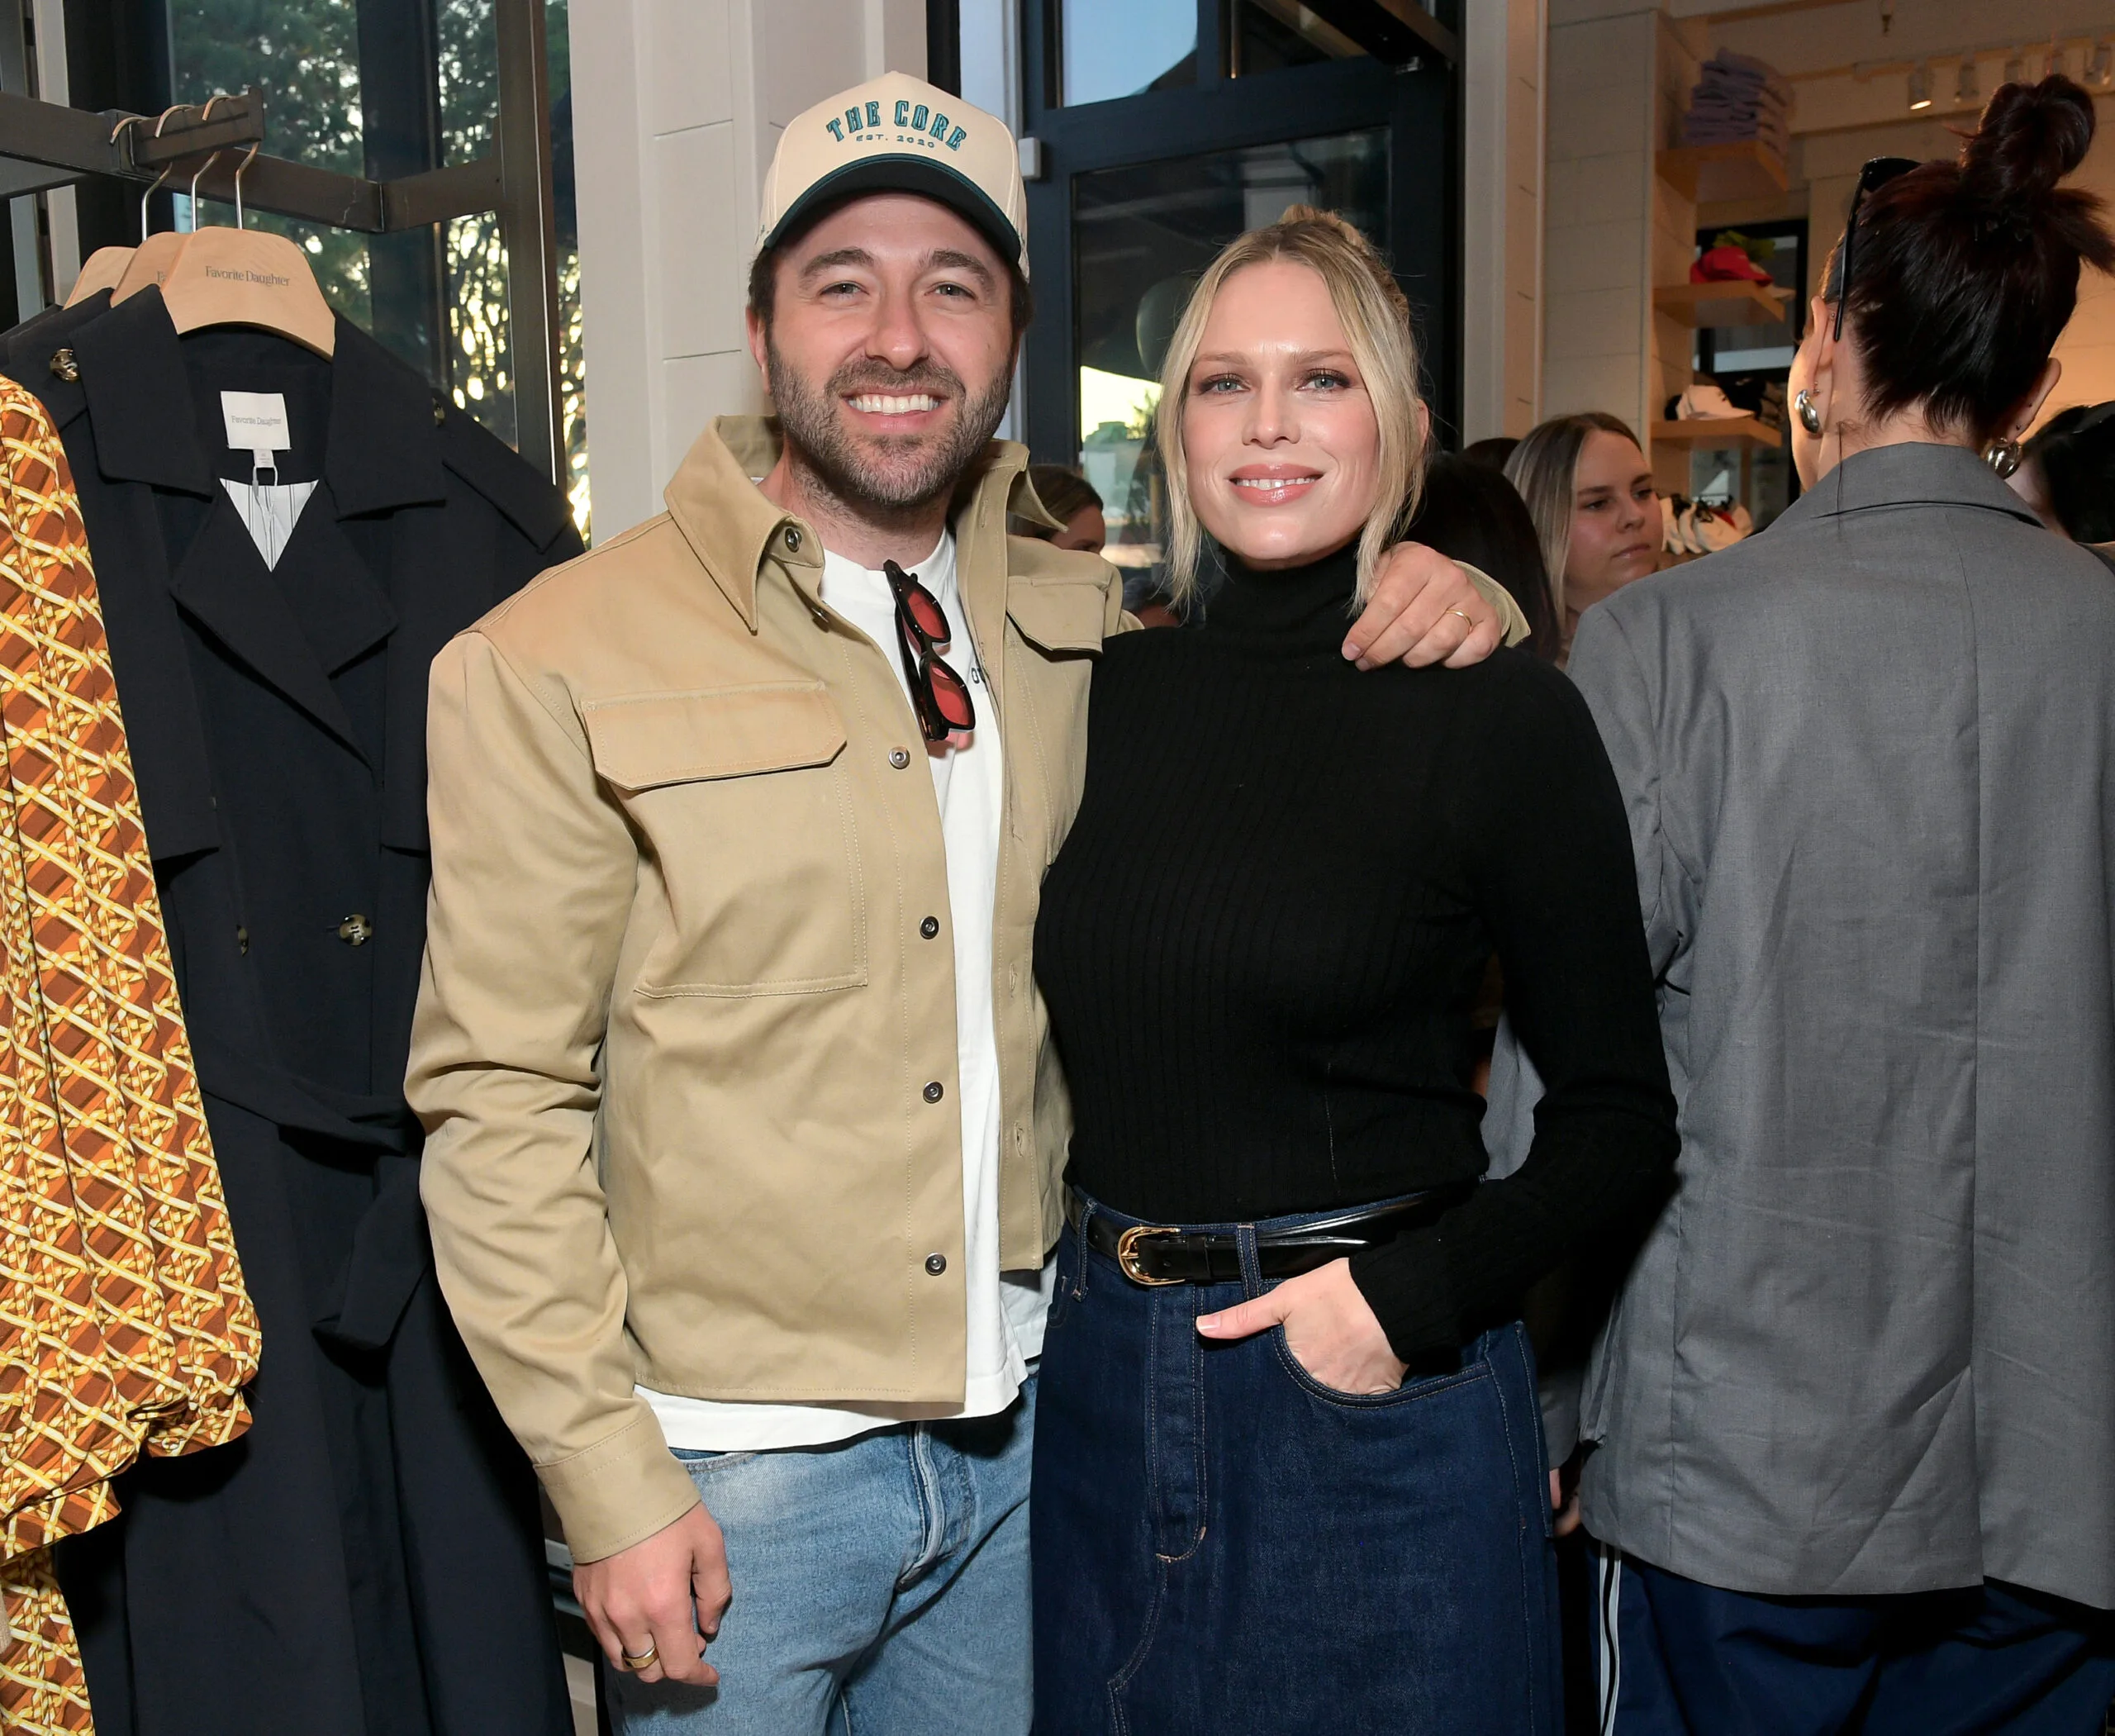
[1028,208,1679,1733]
[1504,412,1660,659]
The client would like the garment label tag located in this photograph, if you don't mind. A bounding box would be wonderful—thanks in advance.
[220,391,289,470]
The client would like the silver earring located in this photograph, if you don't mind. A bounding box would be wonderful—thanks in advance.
[1984,435,2023,478]
[1794,388,1823,435]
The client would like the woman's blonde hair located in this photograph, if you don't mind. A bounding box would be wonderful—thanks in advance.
[1502,411,1642,622]
[1156,206,1428,607]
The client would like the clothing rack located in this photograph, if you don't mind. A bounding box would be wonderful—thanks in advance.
[0,0,563,486]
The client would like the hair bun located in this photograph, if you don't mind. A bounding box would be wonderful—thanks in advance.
[1964,74,2097,207]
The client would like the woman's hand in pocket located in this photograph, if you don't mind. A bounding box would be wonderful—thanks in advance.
[1196,1258,1408,1395]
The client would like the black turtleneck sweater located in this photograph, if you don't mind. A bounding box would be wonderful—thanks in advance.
[1033,545,1678,1358]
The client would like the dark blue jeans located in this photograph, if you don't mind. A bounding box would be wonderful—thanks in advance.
[1032,1191,1562,1735]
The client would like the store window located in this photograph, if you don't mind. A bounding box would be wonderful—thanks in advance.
[1073,129,1387,573]
[164,0,591,540]
[1058,0,1198,104]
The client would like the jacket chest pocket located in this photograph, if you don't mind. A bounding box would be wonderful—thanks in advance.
[584,683,866,996]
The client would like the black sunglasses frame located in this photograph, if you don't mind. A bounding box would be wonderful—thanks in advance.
[882,559,977,744]
[1832,156,1920,342]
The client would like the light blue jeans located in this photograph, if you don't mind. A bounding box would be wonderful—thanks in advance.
[606,1373,1034,1735]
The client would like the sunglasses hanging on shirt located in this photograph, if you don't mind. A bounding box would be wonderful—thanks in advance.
[882,559,977,742]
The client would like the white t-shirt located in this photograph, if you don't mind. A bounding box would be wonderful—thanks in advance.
[639,530,1053,1452]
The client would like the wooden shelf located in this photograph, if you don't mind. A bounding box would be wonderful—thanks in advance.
[1652,416,1781,449]
[1653,279,1793,328]
[1656,140,1789,205]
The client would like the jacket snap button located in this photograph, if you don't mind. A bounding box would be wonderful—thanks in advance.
[920,916,939,939]
[923,1081,944,1103]
[783,527,802,552]
[924,1253,947,1277]
[889,748,910,768]
[337,913,375,947]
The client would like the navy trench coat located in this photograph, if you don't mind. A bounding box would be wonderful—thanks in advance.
[6,288,582,1736]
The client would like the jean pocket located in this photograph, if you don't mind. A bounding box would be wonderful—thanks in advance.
[1270,1327,1491,1410]
[669,1447,760,1476]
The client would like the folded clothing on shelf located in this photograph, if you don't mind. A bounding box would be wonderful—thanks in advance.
[1682,49,1793,158]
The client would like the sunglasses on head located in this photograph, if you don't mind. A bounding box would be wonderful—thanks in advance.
[1833,156,1919,341]
[882,559,977,743]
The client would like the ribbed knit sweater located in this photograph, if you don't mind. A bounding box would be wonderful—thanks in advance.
[1033,543,1679,1358]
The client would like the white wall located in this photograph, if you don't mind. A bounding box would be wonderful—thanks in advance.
[1539,1,1657,435]
[1461,0,1547,442]
[568,0,928,538]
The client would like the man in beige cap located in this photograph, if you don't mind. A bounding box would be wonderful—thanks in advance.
[409,71,1518,1734]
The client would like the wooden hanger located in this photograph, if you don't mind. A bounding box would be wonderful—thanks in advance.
[71,115,145,306]
[159,143,335,358]
[111,106,194,305]
[65,246,134,306]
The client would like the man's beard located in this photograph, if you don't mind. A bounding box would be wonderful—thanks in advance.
[768,340,1013,517]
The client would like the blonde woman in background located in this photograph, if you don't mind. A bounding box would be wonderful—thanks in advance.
[1028,207,1677,1734]
[1504,412,1660,660]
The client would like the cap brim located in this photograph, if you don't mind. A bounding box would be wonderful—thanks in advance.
[758,156,1023,273]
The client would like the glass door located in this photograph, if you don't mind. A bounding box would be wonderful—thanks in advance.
[1019,0,1461,585]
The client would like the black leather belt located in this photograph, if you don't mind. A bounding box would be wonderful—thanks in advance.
[1066,1185,1470,1287]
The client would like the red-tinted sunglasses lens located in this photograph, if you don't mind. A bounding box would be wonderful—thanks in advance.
[925,657,975,730]
[899,583,950,644]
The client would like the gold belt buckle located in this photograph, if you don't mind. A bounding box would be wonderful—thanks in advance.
[1115,1224,1183,1287]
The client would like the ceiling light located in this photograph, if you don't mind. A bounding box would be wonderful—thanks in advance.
[1908,63,1933,110]
[1956,58,1980,104]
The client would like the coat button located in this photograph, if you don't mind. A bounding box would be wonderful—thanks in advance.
[48,347,78,383]
[889,747,910,768]
[920,916,939,939]
[783,526,802,553]
[337,913,374,946]
[235,925,249,955]
[923,1081,944,1103]
[924,1253,947,1276]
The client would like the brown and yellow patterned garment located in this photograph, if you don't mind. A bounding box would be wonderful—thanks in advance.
[0,379,259,1733]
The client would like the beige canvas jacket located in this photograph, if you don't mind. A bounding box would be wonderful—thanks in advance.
[409,415,1528,1562]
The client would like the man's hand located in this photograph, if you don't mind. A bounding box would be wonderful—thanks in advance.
[575,1503,730,1689]
[1343,542,1505,671]
[1195,1258,1408,1396]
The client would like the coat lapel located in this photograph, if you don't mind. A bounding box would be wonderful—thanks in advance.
[277,483,400,677]
[164,496,368,758]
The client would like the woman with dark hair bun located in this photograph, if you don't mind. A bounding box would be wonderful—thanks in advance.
[1503,77,2115,1730]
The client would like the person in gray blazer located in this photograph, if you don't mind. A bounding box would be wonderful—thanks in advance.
[1546,75,2115,1734]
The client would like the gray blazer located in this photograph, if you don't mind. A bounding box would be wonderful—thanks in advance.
[1512,443,2115,1610]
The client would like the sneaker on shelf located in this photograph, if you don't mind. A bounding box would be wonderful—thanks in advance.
[1694,505,1744,551]
[1675,380,1747,421]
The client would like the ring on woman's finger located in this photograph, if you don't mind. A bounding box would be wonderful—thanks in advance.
[620,1641,660,1672]
[1447,607,1474,626]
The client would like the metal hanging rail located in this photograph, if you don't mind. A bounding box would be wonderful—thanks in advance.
[0,0,563,486]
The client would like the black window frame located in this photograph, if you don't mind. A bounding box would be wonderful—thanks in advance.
[1016,0,1461,467]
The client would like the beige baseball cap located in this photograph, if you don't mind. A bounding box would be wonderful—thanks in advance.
[756,73,1029,278]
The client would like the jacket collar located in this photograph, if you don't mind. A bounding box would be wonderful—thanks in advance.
[663,414,1043,633]
[1778,440,2046,533]
[69,290,449,515]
